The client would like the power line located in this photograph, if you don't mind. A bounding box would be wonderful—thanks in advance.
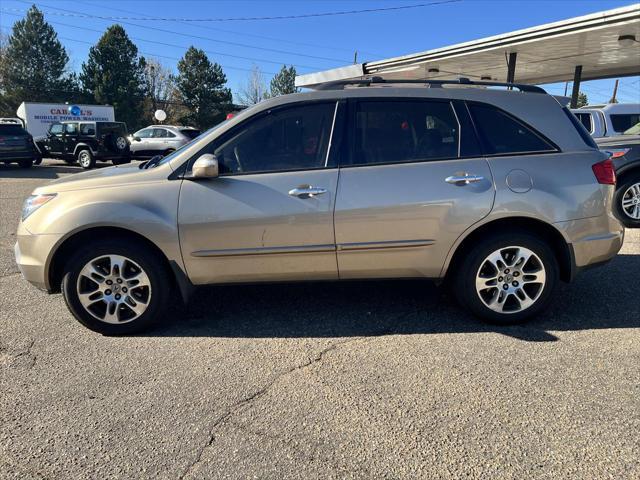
[0,9,324,71]
[14,1,462,22]
[14,1,352,63]
[78,0,387,59]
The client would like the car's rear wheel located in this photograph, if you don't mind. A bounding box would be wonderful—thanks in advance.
[614,172,640,228]
[454,232,558,324]
[77,149,95,169]
[61,239,172,334]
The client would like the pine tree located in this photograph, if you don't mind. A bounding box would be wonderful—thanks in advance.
[0,6,72,116]
[577,92,589,108]
[269,65,299,97]
[176,47,232,128]
[81,25,147,130]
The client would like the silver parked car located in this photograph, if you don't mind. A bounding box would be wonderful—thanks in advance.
[15,78,624,334]
[128,125,200,159]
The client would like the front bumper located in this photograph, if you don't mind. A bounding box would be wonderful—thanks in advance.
[14,225,65,292]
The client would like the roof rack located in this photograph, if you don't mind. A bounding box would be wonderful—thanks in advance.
[314,76,546,94]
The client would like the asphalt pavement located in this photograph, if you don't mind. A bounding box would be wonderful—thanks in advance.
[1,159,639,479]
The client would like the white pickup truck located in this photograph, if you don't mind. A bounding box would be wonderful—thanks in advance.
[571,103,640,138]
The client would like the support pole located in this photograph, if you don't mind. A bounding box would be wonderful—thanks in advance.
[506,52,517,83]
[570,65,583,108]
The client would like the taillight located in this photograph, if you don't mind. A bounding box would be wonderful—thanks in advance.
[607,148,630,159]
[226,113,235,120]
[592,158,616,185]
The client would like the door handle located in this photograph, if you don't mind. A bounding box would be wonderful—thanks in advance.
[288,185,327,198]
[445,173,484,185]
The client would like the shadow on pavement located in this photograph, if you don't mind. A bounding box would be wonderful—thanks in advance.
[0,160,111,179]
[148,253,640,343]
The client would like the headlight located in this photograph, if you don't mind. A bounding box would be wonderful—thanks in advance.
[21,194,56,221]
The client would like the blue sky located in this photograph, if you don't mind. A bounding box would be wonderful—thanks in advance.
[1,0,638,104]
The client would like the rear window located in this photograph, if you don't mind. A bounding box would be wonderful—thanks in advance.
[563,108,598,148]
[574,113,593,133]
[469,103,556,155]
[611,114,640,133]
[0,124,28,135]
[180,129,201,139]
[98,123,127,135]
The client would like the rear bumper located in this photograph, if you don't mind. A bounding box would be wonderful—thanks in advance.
[0,150,36,161]
[555,215,624,279]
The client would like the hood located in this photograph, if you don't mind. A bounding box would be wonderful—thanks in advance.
[35,161,173,194]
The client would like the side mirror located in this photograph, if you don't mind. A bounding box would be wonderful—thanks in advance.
[133,136,141,142]
[191,154,219,179]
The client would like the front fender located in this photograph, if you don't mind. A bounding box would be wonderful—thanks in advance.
[22,181,184,284]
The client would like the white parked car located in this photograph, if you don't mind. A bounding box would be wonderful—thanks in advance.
[129,125,201,159]
[571,103,640,138]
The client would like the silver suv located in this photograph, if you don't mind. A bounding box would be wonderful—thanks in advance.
[15,79,624,334]
[129,125,200,159]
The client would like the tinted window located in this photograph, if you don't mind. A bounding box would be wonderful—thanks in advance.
[611,114,640,133]
[80,123,96,135]
[351,100,458,166]
[153,128,168,138]
[49,124,63,135]
[0,124,27,135]
[212,102,336,174]
[65,123,78,134]
[574,113,593,133]
[180,129,201,139]
[469,104,555,155]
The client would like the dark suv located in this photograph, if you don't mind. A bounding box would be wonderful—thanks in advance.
[35,121,131,169]
[0,122,40,168]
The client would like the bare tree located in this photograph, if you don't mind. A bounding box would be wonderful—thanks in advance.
[143,58,184,124]
[237,65,268,106]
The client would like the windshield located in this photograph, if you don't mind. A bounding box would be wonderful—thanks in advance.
[144,120,230,169]
[623,122,640,136]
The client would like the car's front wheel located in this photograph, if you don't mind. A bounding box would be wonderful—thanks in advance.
[454,232,559,324]
[614,172,640,228]
[61,239,172,334]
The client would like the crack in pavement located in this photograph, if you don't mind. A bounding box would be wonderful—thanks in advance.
[178,313,418,480]
[1,338,36,369]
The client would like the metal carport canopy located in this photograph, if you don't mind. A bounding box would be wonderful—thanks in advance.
[296,4,640,88]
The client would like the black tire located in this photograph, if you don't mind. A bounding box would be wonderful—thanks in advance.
[112,154,132,166]
[61,239,173,335]
[17,158,33,168]
[77,149,95,169]
[33,155,43,165]
[453,232,559,325]
[614,172,640,228]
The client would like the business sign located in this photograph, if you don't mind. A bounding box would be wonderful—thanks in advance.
[16,102,116,137]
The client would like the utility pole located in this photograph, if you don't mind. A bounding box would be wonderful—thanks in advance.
[564,82,568,96]
[609,79,619,104]
[353,51,358,64]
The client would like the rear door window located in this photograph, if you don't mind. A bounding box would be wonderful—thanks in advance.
[65,123,78,134]
[153,128,168,138]
[468,103,556,155]
[611,114,640,133]
[350,100,459,166]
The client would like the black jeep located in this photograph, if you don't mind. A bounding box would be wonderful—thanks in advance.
[0,122,41,168]
[35,121,131,169]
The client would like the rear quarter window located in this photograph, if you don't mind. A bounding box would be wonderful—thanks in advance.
[468,103,557,155]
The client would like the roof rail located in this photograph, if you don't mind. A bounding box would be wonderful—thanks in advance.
[314,76,547,94]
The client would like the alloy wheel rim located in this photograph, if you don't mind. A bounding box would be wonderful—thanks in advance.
[79,152,90,167]
[475,246,546,314]
[76,254,152,324]
[621,182,640,220]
